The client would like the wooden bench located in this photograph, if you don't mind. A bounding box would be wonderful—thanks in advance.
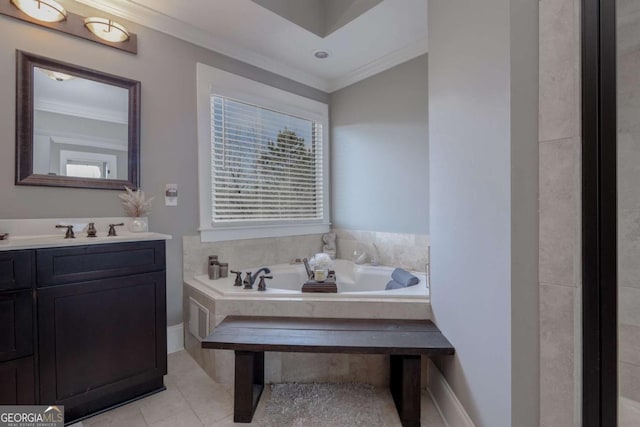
[202,316,454,427]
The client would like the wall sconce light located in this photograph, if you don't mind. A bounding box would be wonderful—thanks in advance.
[0,0,137,54]
[84,17,129,43]
[10,0,66,23]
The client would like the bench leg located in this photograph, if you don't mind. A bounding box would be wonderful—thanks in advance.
[233,350,264,423]
[390,355,421,427]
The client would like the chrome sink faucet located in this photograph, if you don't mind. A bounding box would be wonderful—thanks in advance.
[243,267,272,289]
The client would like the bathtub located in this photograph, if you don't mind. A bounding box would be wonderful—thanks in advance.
[192,259,428,300]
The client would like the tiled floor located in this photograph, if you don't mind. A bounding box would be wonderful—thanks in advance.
[72,351,446,427]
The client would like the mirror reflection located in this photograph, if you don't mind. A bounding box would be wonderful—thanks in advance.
[32,66,129,180]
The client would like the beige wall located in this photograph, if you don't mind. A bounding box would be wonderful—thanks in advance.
[538,0,582,425]
[428,0,539,425]
[330,55,429,234]
[0,3,328,326]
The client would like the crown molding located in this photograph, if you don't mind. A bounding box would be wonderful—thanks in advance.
[326,36,428,92]
[35,98,128,124]
[73,0,427,94]
[34,129,128,151]
[74,0,330,91]
[50,135,128,152]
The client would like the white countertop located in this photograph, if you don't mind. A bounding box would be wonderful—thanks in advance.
[0,232,172,251]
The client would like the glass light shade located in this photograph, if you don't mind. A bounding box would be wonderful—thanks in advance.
[38,68,74,81]
[84,17,129,43]
[11,0,67,22]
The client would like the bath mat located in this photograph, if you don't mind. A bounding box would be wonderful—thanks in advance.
[261,383,397,427]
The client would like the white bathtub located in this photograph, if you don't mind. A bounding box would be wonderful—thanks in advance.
[193,259,428,300]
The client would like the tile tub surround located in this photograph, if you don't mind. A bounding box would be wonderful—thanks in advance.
[182,231,432,388]
[538,0,582,424]
[182,234,323,280]
[332,228,429,272]
[183,279,432,386]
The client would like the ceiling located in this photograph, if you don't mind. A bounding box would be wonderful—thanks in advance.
[34,67,129,124]
[71,0,428,92]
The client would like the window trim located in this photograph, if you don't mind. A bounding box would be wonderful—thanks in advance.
[196,63,330,242]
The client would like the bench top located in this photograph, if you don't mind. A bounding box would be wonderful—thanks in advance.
[202,316,455,356]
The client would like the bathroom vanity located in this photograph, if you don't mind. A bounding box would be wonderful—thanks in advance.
[0,231,169,423]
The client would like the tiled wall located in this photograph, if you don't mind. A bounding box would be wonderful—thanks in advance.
[539,0,582,425]
[183,229,430,281]
[332,228,429,272]
[618,12,640,421]
[182,234,324,280]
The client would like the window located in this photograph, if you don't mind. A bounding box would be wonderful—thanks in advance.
[197,64,329,242]
[59,150,116,179]
[65,163,103,178]
[212,96,324,222]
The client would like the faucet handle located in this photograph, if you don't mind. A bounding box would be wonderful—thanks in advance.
[243,272,253,289]
[257,275,272,291]
[55,224,75,239]
[108,223,124,236]
[230,270,243,287]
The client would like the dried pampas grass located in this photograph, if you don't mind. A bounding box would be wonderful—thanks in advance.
[119,186,154,217]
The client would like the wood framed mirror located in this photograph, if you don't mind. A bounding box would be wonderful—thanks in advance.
[15,50,140,190]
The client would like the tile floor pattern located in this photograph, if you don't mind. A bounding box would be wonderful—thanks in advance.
[71,351,446,427]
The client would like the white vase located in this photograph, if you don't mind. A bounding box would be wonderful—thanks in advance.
[129,217,148,232]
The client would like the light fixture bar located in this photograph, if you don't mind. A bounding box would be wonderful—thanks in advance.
[0,1,137,54]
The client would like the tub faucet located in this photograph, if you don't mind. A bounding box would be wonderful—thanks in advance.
[243,267,271,289]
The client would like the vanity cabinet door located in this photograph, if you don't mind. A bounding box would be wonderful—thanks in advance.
[37,272,166,421]
[0,290,33,363]
[0,356,35,405]
[0,250,34,291]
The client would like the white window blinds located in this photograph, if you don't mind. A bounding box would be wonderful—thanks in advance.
[211,95,324,223]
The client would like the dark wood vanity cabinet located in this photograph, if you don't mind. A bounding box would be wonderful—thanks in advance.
[0,355,35,404]
[0,250,35,405]
[0,240,167,423]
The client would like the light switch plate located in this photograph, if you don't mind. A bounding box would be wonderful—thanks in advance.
[165,184,178,206]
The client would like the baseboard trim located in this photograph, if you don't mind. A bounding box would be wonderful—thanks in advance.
[167,323,184,354]
[427,359,475,427]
